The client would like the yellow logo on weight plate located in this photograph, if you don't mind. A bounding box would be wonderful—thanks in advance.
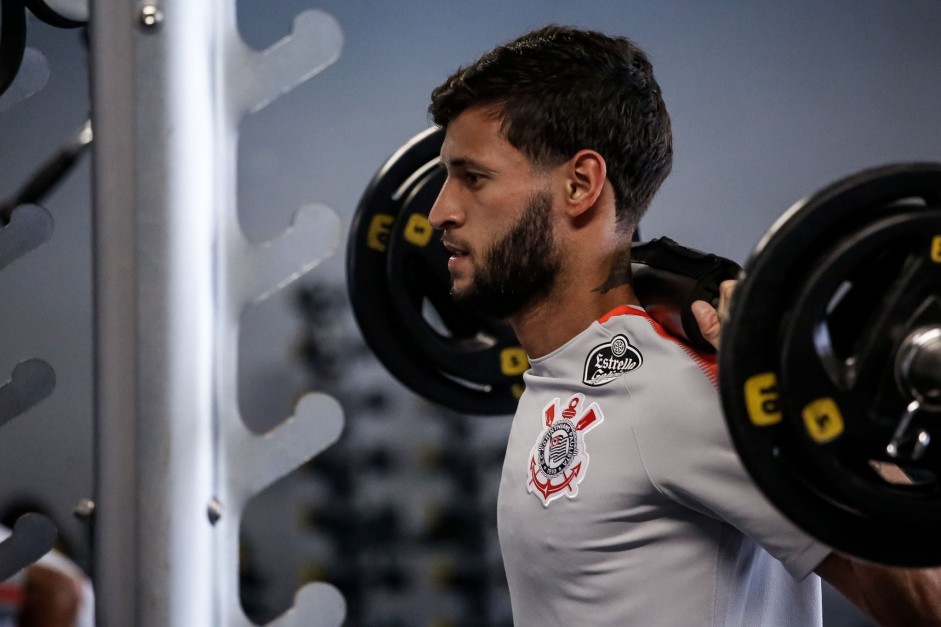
[500,347,529,376]
[366,214,394,252]
[404,213,433,247]
[802,397,844,443]
[744,372,782,426]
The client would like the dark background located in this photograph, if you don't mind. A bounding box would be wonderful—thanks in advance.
[2,1,940,624]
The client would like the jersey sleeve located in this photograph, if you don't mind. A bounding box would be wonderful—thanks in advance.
[625,350,832,580]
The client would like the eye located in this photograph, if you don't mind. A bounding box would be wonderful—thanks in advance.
[464,172,484,187]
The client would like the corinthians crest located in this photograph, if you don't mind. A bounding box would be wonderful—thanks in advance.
[527,393,604,506]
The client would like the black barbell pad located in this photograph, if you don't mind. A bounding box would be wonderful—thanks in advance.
[631,237,742,353]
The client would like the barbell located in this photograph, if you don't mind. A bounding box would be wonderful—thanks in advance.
[346,127,941,566]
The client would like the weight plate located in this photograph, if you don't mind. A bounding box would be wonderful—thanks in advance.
[25,0,86,28]
[346,127,522,415]
[780,211,941,564]
[720,162,941,566]
[385,162,527,388]
[0,0,27,99]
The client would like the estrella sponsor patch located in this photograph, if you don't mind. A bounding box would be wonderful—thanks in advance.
[582,334,642,386]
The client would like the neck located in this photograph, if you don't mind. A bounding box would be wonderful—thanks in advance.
[508,278,640,360]
[508,181,637,359]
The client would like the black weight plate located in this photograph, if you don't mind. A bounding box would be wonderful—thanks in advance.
[720,162,941,566]
[25,0,86,27]
[778,211,941,564]
[346,127,522,415]
[385,162,527,388]
[0,0,27,98]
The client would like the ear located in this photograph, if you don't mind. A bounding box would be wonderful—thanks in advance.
[562,149,607,218]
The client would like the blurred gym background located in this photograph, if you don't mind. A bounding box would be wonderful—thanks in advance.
[1,1,939,624]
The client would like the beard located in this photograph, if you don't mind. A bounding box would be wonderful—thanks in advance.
[453,189,561,319]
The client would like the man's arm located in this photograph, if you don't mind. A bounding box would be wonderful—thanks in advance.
[815,553,941,626]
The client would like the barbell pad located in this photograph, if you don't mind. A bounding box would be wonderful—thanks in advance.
[631,237,742,353]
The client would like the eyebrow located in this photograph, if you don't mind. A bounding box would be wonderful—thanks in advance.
[441,156,496,174]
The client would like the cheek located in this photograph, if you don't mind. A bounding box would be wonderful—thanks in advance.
[477,195,521,226]
[477,217,513,251]
[467,183,537,244]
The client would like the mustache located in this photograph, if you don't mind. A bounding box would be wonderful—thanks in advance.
[441,234,472,255]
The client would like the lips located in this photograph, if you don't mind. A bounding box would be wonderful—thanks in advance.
[442,238,469,259]
[442,237,470,273]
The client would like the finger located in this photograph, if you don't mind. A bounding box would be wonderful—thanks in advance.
[691,299,721,350]
[717,279,737,320]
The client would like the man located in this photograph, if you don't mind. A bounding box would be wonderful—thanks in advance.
[426,24,941,626]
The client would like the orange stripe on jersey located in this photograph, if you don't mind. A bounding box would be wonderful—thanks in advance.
[598,305,719,388]
[597,305,647,324]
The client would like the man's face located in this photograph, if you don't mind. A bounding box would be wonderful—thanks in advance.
[428,106,562,318]
[457,188,560,318]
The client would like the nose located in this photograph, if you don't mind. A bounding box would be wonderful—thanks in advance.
[428,175,464,231]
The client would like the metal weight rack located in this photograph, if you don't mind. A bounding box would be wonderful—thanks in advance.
[86,1,346,625]
[0,186,59,584]
[2,2,512,624]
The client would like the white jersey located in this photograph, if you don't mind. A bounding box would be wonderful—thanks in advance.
[497,305,830,626]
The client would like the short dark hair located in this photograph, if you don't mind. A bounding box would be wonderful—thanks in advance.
[430,25,673,230]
